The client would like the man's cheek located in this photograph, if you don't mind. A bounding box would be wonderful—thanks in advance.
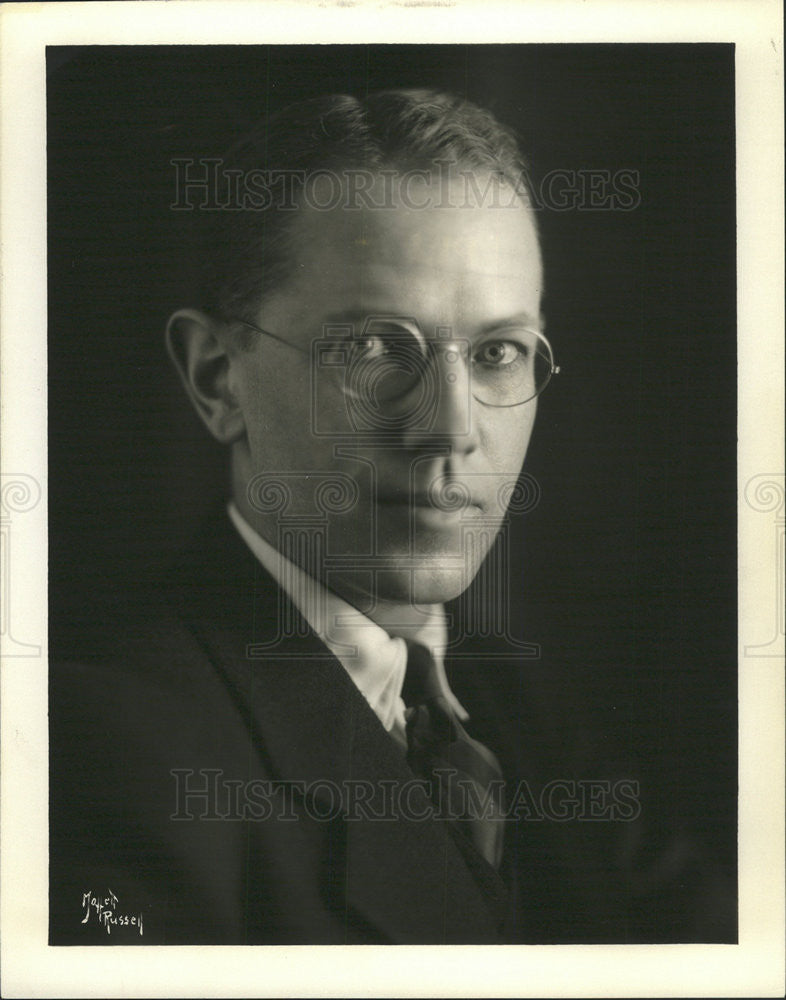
[486,413,535,469]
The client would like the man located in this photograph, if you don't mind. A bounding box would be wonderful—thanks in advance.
[49,89,560,944]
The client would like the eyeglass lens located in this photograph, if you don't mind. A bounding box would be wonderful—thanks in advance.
[333,321,554,407]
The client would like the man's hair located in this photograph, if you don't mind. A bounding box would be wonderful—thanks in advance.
[198,89,535,333]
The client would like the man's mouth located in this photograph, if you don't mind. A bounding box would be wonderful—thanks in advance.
[376,486,484,514]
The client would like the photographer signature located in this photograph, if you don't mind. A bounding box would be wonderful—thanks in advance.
[81,889,143,936]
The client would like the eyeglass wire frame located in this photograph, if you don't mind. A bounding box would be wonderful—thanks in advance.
[222,315,561,407]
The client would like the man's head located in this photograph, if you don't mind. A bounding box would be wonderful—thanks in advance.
[167,90,551,615]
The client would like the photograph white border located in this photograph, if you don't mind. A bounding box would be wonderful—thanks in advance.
[1,1,783,996]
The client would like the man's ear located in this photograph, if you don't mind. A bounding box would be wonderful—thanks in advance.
[165,309,246,444]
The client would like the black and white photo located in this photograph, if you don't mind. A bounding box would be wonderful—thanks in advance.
[47,43,737,946]
[0,3,782,996]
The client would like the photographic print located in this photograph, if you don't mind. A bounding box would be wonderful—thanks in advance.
[0,2,783,997]
[46,42,737,946]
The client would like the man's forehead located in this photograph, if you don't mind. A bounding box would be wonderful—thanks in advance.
[287,173,540,273]
[251,171,542,333]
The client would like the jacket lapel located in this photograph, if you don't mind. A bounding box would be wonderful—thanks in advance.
[172,513,505,942]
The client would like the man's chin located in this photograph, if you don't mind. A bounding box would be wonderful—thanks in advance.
[325,560,479,616]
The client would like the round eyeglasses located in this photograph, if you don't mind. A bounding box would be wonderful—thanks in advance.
[225,315,560,408]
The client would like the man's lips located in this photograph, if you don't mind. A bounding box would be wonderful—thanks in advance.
[375,488,484,513]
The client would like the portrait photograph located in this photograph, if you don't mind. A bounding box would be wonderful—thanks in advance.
[0,2,783,997]
[46,40,737,944]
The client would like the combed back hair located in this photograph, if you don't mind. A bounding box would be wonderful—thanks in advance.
[197,89,535,336]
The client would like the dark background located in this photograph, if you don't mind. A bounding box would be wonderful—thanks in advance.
[48,45,737,940]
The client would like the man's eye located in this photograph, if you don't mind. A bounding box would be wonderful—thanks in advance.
[352,334,388,360]
[475,340,528,367]
[351,320,424,362]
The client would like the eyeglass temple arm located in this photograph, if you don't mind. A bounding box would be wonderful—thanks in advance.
[225,317,309,355]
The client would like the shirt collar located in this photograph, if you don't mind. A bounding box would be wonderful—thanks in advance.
[227,502,468,731]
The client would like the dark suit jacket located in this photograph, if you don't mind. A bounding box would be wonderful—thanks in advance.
[49,511,736,945]
[49,513,515,944]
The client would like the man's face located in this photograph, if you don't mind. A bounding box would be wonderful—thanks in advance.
[229,173,543,613]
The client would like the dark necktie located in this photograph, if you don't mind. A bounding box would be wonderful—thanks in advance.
[402,640,505,870]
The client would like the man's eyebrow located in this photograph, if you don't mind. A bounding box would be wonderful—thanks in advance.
[319,309,408,327]
[478,311,545,334]
[319,309,545,331]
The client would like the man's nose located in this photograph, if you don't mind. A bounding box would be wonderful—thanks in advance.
[400,341,479,453]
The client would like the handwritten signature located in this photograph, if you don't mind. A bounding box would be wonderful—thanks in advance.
[81,889,143,936]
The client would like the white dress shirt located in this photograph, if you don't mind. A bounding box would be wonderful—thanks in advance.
[227,502,469,747]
